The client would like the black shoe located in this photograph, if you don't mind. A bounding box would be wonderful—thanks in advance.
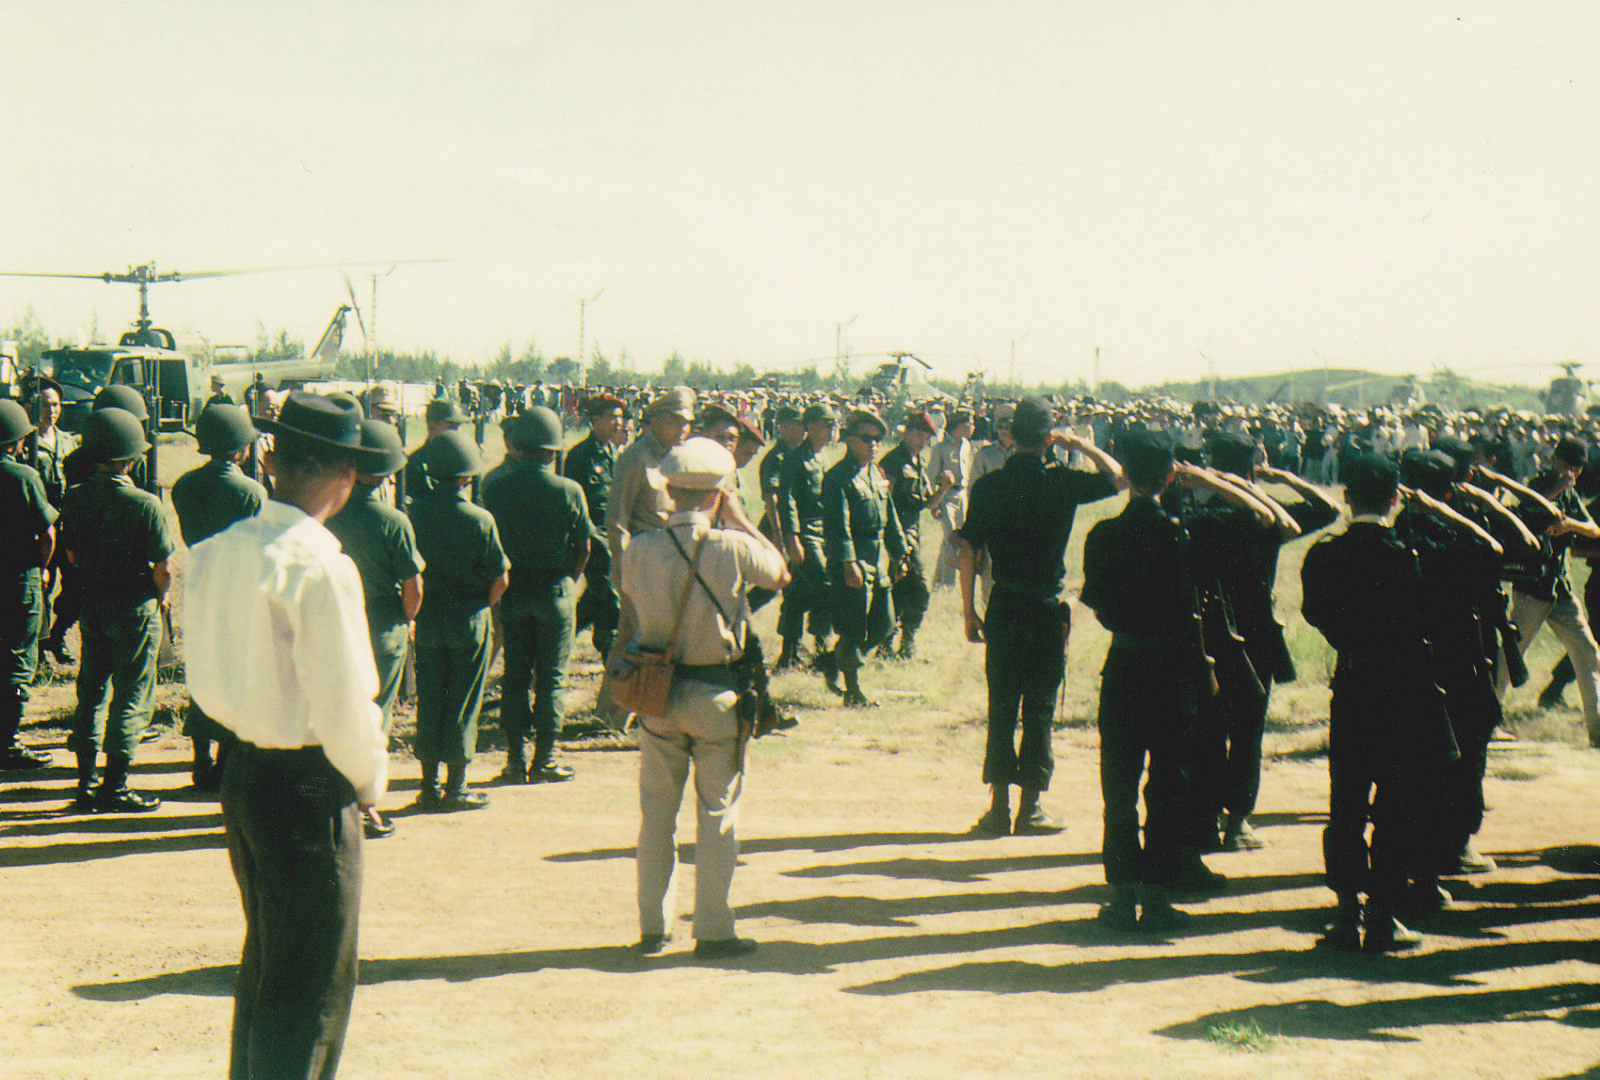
[364,814,396,839]
[0,745,50,771]
[438,787,490,812]
[840,688,877,708]
[813,652,843,694]
[1363,912,1424,953]
[95,786,161,813]
[1318,911,1363,951]
[1172,859,1228,899]
[972,808,1011,837]
[1400,881,1453,916]
[494,760,530,785]
[635,932,672,955]
[693,936,758,959]
[415,786,442,812]
[1012,806,1067,836]
[1096,897,1139,931]
[528,762,575,784]
[1135,885,1193,932]
[71,788,99,814]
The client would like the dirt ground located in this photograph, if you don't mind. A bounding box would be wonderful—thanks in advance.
[4,434,1599,1079]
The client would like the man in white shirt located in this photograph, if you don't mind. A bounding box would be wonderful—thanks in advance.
[185,392,390,1080]
[619,437,789,959]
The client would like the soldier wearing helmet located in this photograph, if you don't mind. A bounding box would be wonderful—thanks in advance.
[0,399,57,772]
[484,406,599,783]
[406,430,510,811]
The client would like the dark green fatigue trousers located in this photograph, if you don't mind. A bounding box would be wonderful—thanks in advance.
[413,609,490,765]
[501,584,575,762]
[69,597,159,758]
[0,571,42,750]
[829,569,895,674]
[369,619,410,737]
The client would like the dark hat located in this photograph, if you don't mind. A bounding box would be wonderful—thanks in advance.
[1343,452,1400,507]
[1206,431,1258,476]
[0,399,35,445]
[355,419,408,479]
[659,436,734,490]
[425,398,468,426]
[506,406,564,452]
[993,402,1017,424]
[948,409,973,428]
[1399,448,1454,497]
[195,403,259,456]
[92,384,149,422]
[585,392,626,418]
[844,408,887,439]
[1431,435,1476,481]
[82,407,149,462]
[325,390,365,418]
[1121,429,1176,489]
[1554,436,1589,469]
[904,410,938,436]
[697,401,739,429]
[366,381,402,415]
[1012,396,1054,445]
[31,377,63,400]
[260,391,390,471]
[774,405,802,425]
[801,403,837,426]
[645,386,696,421]
[428,429,484,478]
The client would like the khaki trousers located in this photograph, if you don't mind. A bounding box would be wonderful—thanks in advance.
[636,679,743,941]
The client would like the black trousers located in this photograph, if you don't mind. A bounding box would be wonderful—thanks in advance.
[1097,646,1199,887]
[982,590,1066,790]
[890,546,930,641]
[222,743,362,1080]
[573,542,619,655]
[1190,637,1268,823]
[776,546,832,644]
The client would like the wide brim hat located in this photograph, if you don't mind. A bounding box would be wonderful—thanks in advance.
[366,381,402,415]
[800,403,837,426]
[660,436,735,490]
[904,410,937,436]
[258,391,390,471]
[425,398,469,426]
[83,406,149,462]
[195,403,259,456]
[0,399,35,445]
[735,415,766,445]
[355,419,408,478]
[645,386,697,421]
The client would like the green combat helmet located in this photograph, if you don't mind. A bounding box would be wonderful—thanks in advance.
[428,429,484,478]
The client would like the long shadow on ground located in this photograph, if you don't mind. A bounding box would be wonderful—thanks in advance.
[546,831,978,863]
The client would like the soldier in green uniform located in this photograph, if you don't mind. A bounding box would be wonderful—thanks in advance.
[821,409,908,707]
[403,397,469,508]
[0,400,57,771]
[877,410,955,659]
[326,419,423,837]
[171,404,267,791]
[749,405,803,615]
[407,430,509,811]
[485,407,597,783]
[28,379,75,507]
[563,393,625,657]
[59,407,176,812]
[776,403,838,676]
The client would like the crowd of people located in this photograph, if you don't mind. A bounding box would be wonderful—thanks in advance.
[4,370,1599,1078]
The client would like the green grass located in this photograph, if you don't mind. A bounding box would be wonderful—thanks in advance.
[1204,1018,1282,1052]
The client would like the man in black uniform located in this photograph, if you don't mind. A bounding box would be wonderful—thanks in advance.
[820,408,907,707]
[0,400,57,771]
[776,403,838,675]
[564,393,625,657]
[1081,433,1243,930]
[1301,452,1465,951]
[958,397,1124,836]
[484,408,596,783]
[59,407,176,812]
[171,404,267,791]
[879,410,954,659]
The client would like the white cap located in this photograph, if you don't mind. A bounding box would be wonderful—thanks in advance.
[659,436,735,490]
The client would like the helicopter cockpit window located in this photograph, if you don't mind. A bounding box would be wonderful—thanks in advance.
[48,352,116,389]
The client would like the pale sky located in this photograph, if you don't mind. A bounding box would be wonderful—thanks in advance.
[2,1,1596,388]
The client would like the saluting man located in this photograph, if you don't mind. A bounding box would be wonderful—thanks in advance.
[484,407,596,784]
[325,419,424,838]
[407,430,510,811]
[171,403,267,792]
[59,407,175,812]
[0,400,56,771]
[821,408,908,707]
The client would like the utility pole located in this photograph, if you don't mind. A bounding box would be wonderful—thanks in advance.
[579,287,604,386]
[1092,346,1101,397]
[835,314,857,385]
[368,264,397,357]
[1009,332,1029,389]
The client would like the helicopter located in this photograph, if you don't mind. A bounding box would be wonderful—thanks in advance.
[1543,362,1588,415]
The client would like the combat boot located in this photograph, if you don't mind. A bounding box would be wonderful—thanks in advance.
[438,762,490,812]
[1318,894,1363,951]
[1096,884,1139,930]
[839,670,876,708]
[96,754,160,813]
[814,650,844,695]
[1135,883,1193,933]
[772,638,803,673]
[72,751,99,813]
[1363,907,1424,953]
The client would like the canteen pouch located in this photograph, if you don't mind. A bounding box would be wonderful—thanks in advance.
[607,643,676,719]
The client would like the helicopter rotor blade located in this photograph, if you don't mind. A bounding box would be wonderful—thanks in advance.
[343,273,369,346]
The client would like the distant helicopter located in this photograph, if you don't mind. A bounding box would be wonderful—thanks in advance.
[1543,362,1588,415]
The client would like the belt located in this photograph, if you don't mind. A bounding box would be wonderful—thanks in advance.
[1110,630,1191,651]
[233,741,328,763]
[676,662,740,689]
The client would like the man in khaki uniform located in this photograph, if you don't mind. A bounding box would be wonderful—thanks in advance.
[619,437,788,959]
[597,386,694,721]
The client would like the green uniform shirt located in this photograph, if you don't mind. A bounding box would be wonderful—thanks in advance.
[58,472,175,603]
[327,482,426,628]
[878,440,933,546]
[170,458,267,547]
[562,432,614,526]
[483,458,599,619]
[778,439,829,548]
[821,455,907,578]
[30,428,76,506]
[408,487,509,622]
[0,458,57,575]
